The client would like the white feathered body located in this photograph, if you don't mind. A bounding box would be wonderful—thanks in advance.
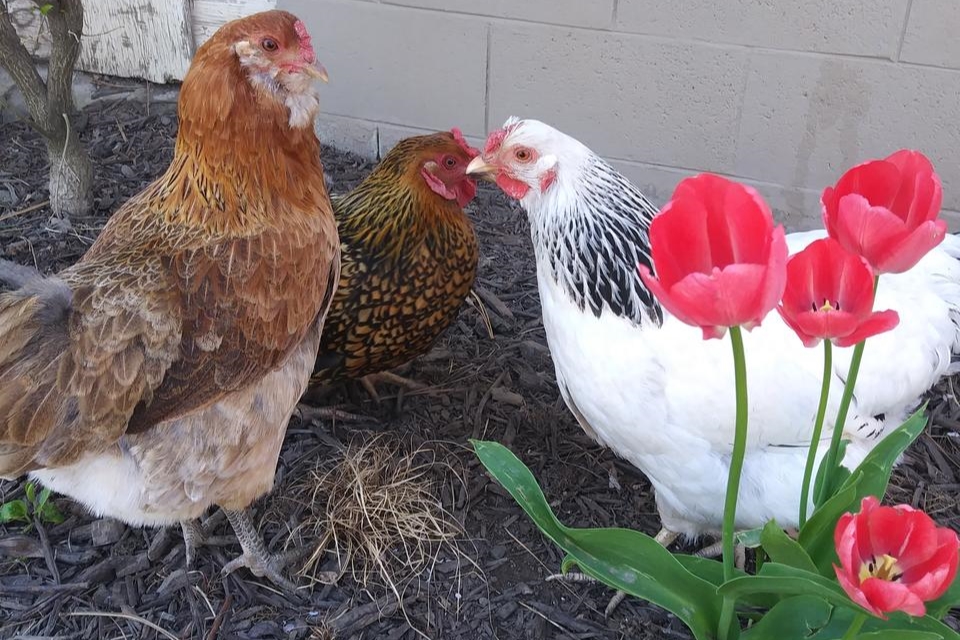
[511,121,960,537]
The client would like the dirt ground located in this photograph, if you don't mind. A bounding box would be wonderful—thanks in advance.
[1,93,958,640]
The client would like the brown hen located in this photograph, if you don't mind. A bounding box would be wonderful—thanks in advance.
[0,11,339,589]
[303,130,479,408]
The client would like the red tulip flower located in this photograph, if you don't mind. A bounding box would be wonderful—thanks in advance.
[777,238,899,348]
[834,496,959,619]
[822,150,946,274]
[639,174,788,340]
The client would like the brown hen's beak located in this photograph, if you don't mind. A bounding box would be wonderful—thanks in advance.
[466,156,497,183]
[302,62,329,82]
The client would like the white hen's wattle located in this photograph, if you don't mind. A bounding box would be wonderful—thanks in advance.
[508,120,960,538]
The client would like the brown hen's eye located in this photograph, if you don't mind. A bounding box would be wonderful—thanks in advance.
[443,156,458,169]
[261,38,278,52]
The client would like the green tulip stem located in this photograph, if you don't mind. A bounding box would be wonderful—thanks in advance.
[799,339,832,527]
[818,275,879,502]
[718,325,749,640]
[841,612,868,640]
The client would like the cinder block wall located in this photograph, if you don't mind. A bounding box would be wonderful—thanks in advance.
[281,0,960,230]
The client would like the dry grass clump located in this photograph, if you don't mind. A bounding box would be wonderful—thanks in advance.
[291,434,466,599]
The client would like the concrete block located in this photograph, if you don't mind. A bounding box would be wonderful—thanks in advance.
[280,0,487,136]
[383,0,615,29]
[315,113,379,159]
[617,0,909,58]
[900,0,960,69]
[609,159,824,231]
[941,209,960,233]
[736,51,960,210]
[488,22,748,171]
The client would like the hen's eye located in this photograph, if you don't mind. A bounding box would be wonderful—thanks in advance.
[515,148,532,162]
[261,38,278,52]
[443,156,458,169]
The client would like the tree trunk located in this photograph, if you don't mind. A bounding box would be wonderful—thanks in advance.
[46,117,93,217]
[0,0,93,218]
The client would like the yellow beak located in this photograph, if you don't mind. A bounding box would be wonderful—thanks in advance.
[466,156,498,182]
[302,62,329,83]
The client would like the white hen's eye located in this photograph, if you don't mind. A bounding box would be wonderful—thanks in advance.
[514,147,533,163]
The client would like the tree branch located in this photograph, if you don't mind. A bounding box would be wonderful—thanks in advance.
[41,0,82,115]
[0,0,50,128]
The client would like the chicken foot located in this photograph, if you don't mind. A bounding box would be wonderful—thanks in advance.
[547,527,680,617]
[296,403,373,424]
[221,508,303,593]
[181,520,205,568]
[360,370,427,403]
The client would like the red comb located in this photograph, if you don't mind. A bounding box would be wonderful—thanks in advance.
[451,127,480,159]
[484,128,508,155]
[294,20,315,63]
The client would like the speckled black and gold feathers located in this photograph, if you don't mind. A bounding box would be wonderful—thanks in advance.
[309,132,479,385]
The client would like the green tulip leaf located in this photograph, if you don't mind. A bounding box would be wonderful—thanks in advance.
[814,438,850,507]
[856,632,944,640]
[735,527,763,549]
[718,562,852,610]
[473,440,725,640]
[799,409,927,575]
[740,595,832,638]
[841,409,927,499]
[760,521,817,574]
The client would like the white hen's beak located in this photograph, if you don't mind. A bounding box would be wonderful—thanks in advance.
[466,155,498,182]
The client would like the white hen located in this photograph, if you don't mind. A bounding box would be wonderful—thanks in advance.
[468,118,960,539]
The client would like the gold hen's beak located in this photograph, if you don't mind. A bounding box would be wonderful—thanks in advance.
[302,62,329,82]
[466,156,497,182]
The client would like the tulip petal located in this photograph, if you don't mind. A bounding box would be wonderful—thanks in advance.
[790,310,858,343]
[831,159,902,212]
[835,511,861,574]
[834,195,910,268]
[901,529,960,600]
[639,264,724,335]
[776,306,821,347]
[832,310,900,347]
[649,196,713,287]
[872,219,947,274]
[866,506,923,559]
[861,578,927,617]
[668,264,770,330]
[749,225,788,328]
[835,565,884,618]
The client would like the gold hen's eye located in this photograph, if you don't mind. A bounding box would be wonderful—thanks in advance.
[261,38,279,52]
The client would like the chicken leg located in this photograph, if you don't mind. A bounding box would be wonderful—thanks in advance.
[547,527,679,617]
[181,520,205,568]
[221,508,301,592]
[295,403,372,424]
[359,370,427,403]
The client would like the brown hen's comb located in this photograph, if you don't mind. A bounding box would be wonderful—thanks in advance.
[294,20,316,63]
[451,128,480,159]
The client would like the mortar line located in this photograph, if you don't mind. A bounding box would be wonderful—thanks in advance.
[896,0,915,61]
[611,0,620,29]
[368,0,960,70]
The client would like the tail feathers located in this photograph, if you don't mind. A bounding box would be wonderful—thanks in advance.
[0,260,43,290]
